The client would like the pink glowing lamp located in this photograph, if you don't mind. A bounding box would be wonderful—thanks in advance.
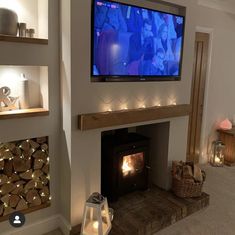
[219,119,232,130]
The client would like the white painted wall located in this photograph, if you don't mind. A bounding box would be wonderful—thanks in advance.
[0,0,60,234]
[38,0,49,39]
[60,0,72,226]
[69,0,197,226]
[59,0,235,231]
[195,6,235,163]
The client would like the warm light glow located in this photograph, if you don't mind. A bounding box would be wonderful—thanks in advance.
[93,221,99,230]
[0,67,28,98]
[0,0,25,14]
[120,103,128,110]
[138,103,146,109]
[122,159,134,176]
[168,100,177,105]
[214,156,221,164]
[122,153,144,177]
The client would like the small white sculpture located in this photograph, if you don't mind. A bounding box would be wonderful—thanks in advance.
[0,86,18,111]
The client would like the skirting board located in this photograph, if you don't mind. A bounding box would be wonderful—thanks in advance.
[0,214,71,235]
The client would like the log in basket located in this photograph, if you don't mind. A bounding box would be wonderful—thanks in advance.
[172,161,206,198]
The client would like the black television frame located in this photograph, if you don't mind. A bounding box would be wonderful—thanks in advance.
[91,0,186,82]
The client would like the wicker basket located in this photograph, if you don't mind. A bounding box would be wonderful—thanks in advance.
[172,177,204,198]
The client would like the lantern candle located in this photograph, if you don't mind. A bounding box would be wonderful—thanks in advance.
[210,140,225,167]
[81,192,112,235]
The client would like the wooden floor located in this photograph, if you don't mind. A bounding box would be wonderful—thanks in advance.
[109,187,209,235]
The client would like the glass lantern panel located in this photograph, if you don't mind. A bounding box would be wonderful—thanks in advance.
[83,204,110,235]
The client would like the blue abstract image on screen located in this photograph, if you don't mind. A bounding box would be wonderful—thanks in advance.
[92,0,184,77]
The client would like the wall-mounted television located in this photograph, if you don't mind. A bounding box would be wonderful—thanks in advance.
[91,0,185,82]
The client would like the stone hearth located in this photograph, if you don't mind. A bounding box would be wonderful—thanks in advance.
[109,187,209,235]
[70,187,209,235]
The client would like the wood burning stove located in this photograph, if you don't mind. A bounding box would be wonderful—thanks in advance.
[101,131,150,201]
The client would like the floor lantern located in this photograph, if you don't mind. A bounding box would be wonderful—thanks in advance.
[81,192,112,235]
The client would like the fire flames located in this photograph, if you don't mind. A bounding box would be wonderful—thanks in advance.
[122,153,144,177]
[122,157,135,176]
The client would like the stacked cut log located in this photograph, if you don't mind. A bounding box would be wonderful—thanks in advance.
[0,137,50,217]
[172,161,205,183]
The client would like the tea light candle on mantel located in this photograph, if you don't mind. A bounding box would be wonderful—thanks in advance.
[154,102,161,107]
[169,100,177,106]
[18,73,30,109]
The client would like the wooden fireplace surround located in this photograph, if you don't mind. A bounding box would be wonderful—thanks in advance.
[78,104,191,131]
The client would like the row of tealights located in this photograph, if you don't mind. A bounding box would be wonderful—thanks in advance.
[103,100,177,112]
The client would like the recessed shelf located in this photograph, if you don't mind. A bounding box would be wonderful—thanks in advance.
[78,104,191,131]
[0,0,48,40]
[0,35,48,45]
[0,65,49,120]
[0,108,49,120]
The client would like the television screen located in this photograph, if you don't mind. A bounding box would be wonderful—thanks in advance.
[91,0,185,81]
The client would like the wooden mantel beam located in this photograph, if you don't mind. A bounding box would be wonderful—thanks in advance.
[78,104,191,131]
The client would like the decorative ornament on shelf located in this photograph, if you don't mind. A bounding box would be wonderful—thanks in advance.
[81,192,112,235]
[219,118,232,130]
[0,86,18,112]
[18,23,27,37]
[0,8,18,36]
[210,140,225,167]
[18,73,30,109]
